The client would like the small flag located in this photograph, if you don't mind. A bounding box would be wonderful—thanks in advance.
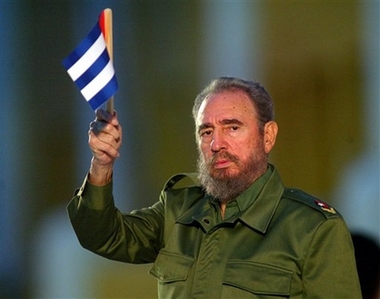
[62,11,118,110]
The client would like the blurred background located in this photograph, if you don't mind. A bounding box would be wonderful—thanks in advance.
[1,1,379,298]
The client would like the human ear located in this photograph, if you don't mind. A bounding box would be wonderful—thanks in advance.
[263,121,278,153]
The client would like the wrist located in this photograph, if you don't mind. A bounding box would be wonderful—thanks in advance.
[88,158,113,186]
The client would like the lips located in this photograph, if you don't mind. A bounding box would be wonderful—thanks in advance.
[214,159,232,169]
[211,152,238,169]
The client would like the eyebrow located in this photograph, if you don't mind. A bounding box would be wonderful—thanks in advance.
[220,118,244,126]
[197,118,244,133]
[198,123,213,133]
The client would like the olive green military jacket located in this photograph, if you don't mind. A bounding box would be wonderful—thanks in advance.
[67,166,362,298]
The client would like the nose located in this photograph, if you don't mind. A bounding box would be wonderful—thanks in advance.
[210,131,227,152]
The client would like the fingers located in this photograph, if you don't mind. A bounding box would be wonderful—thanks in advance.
[88,109,122,164]
[92,109,121,139]
[90,119,120,141]
[89,130,120,160]
[95,109,119,126]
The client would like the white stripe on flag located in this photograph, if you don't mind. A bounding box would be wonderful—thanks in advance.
[81,60,115,101]
[67,34,106,81]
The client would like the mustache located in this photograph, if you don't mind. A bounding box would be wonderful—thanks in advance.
[210,151,239,165]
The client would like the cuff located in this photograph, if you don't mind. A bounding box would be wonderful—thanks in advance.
[76,173,114,210]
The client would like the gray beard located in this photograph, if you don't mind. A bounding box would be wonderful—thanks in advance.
[197,150,268,204]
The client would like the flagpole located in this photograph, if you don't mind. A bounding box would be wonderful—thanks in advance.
[103,8,114,114]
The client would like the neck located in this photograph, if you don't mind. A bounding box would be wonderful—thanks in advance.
[220,203,227,219]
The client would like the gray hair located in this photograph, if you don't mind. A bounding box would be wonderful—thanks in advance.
[192,77,274,132]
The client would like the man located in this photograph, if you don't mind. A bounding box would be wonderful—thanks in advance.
[68,77,362,298]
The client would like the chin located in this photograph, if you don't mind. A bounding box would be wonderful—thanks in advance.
[210,168,240,180]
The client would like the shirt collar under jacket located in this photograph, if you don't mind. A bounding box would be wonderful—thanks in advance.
[176,164,285,234]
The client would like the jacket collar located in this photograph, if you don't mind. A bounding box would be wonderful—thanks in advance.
[239,166,284,233]
[176,165,285,234]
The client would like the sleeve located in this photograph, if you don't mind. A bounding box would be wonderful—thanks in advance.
[302,216,362,298]
[67,175,165,264]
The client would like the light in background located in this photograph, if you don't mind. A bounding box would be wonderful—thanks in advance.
[334,1,379,242]
[198,1,261,82]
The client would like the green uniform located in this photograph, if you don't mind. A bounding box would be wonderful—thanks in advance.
[68,165,362,298]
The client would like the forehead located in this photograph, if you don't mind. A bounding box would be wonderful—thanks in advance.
[196,91,256,124]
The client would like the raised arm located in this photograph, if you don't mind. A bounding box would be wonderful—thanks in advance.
[67,109,164,263]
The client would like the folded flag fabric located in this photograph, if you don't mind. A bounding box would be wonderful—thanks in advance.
[62,13,118,110]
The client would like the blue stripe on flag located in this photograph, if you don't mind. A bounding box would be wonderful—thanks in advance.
[88,75,119,110]
[62,19,118,111]
[74,49,109,90]
[62,24,102,69]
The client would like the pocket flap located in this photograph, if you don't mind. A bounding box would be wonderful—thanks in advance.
[150,251,194,283]
[224,261,292,296]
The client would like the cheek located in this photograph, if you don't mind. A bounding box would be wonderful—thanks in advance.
[198,142,209,157]
[199,138,211,150]
[233,138,261,159]
[235,149,250,161]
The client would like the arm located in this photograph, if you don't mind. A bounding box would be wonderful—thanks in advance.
[67,109,163,263]
[302,217,362,298]
[67,178,164,263]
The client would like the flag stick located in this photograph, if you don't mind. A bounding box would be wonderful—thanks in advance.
[103,8,114,114]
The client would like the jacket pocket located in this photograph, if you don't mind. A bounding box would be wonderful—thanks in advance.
[223,261,292,296]
[149,250,194,283]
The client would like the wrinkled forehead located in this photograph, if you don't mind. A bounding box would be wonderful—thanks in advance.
[196,91,257,125]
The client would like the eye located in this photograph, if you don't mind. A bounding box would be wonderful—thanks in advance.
[230,126,239,131]
[200,129,212,137]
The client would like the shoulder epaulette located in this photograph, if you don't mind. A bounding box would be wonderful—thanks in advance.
[164,173,200,190]
[283,188,340,217]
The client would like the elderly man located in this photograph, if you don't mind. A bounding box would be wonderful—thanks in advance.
[68,77,362,298]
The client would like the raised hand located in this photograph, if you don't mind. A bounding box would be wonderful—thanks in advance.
[88,109,122,185]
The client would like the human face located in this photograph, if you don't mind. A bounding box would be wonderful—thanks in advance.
[196,91,274,201]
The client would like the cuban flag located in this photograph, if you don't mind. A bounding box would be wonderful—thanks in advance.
[62,11,118,110]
